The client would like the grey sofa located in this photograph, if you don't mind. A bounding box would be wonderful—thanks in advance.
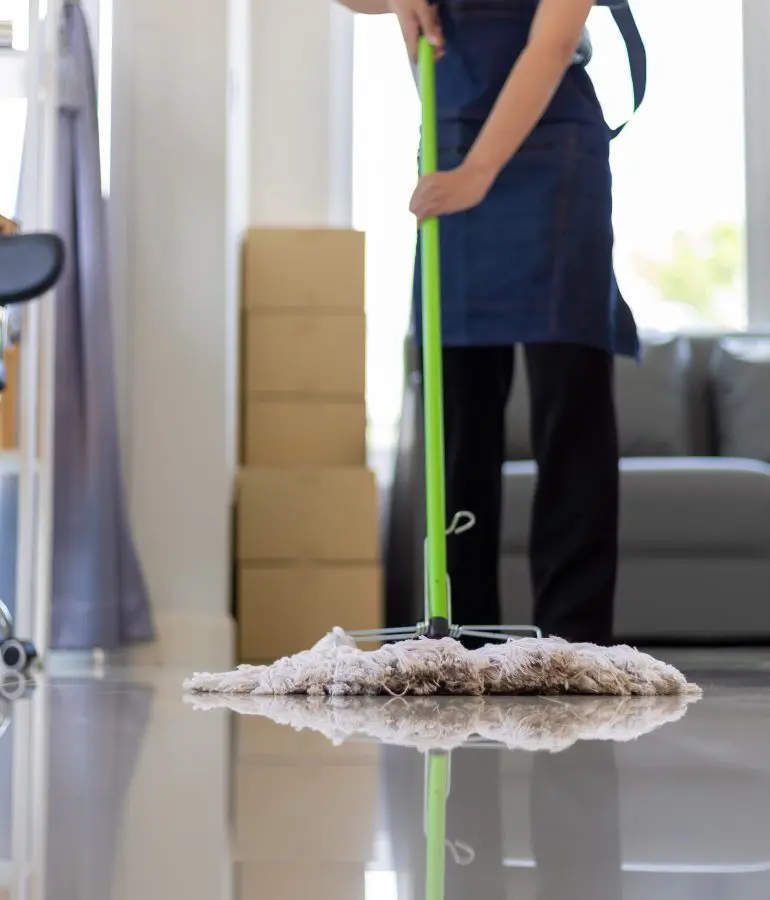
[383,332,770,644]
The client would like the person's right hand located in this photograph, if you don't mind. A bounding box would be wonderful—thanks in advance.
[388,0,444,63]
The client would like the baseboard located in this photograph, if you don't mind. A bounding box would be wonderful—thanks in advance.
[123,612,236,671]
[42,614,235,674]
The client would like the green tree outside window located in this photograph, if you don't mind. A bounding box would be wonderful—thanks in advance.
[634,222,745,326]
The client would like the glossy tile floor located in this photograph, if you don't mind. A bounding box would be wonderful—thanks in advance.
[2,651,770,900]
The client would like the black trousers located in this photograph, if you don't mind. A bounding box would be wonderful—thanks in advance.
[432,342,619,645]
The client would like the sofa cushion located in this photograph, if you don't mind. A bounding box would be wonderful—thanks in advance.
[500,457,770,556]
[615,334,692,457]
[504,347,532,461]
[504,335,693,462]
[711,336,770,462]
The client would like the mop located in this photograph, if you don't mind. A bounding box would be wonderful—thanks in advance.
[185,37,699,699]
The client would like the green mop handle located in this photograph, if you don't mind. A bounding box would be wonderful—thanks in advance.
[425,751,449,900]
[418,36,450,628]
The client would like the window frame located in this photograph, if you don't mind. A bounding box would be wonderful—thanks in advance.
[743,0,770,327]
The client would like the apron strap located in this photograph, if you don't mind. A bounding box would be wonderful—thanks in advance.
[609,3,647,139]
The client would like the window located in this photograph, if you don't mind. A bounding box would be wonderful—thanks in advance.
[588,1,746,331]
[0,0,27,49]
[352,14,419,455]
[0,99,26,218]
[0,0,28,219]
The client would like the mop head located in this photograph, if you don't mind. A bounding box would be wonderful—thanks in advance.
[183,693,698,753]
[183,628,701,698]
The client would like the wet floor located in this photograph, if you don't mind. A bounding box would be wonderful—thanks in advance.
[2,651,770,899]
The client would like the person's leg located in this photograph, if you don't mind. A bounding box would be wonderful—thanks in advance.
[436,345,514,635]
[524,342,619,645]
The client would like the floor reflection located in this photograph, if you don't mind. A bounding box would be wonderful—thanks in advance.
[530,741,621,900]
[45,678,154,900]
[1,663,770,900]
[384,744,506,900]
[383,736,623,900]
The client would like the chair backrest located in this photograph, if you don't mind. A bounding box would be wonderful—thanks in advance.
[0,233,65,306]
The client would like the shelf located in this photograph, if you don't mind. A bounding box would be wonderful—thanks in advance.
[0,49,26,101]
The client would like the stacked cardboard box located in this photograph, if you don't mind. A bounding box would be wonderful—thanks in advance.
[237,228,382,662]
[241,227,367,467]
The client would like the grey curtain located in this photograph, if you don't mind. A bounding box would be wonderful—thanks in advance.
[49,0,154,648]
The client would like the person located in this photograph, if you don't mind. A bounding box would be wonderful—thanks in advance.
[340,0,639,646]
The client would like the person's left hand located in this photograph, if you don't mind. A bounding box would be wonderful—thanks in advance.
[409,164,493,224]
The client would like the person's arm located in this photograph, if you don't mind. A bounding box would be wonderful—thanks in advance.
[465,0,595,182]
[335,0,443,60]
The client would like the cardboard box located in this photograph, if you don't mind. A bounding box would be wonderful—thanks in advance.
[0,344,18,449]
[243,228,365,312]
[0,215,18,235]
[243,310,365,396]
[242,396,366,466]
[233,762,379,862]
[236,467,379,562]
[234,710,380,763]
[237,863,365,900]
[237,563,382,662]
[238,863,367,900]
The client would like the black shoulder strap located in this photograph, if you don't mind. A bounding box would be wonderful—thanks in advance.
[609,3,646,139]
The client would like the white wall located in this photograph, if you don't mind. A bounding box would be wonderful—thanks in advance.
[110,0,246,667]
[248,0,354,227]
[109,0,354,666]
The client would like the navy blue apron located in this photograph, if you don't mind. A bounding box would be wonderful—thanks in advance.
[412,0,640,359]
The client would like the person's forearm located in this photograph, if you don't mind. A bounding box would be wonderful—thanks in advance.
[335,0,390,13]
[465,40,577,182]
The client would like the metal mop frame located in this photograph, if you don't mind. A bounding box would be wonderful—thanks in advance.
[351,37,540,647]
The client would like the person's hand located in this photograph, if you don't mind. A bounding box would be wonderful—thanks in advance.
[388,0,444,63]
[409,163,494,224]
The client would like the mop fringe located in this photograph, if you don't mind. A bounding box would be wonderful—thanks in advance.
[183,628,701,698]
[183,693,697,752]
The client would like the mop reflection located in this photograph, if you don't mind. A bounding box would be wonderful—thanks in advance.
[381,697,687,900]
[190,692,699,900]
[401,732,623,900]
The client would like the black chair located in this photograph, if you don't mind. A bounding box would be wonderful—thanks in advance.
[0,232,65,305]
